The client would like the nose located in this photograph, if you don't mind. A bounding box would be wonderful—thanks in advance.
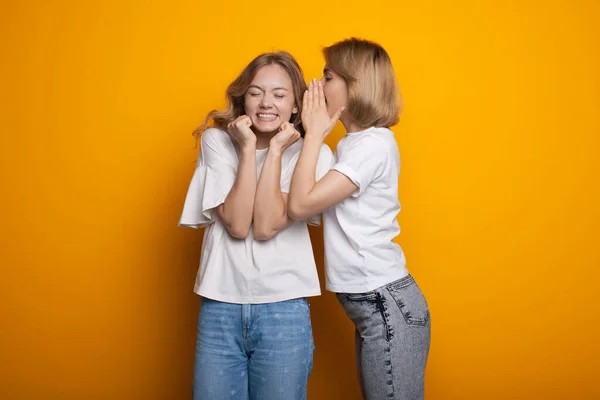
[259,95,271,108]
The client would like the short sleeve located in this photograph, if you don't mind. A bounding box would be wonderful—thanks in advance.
[280,143,334,191]
[178,129,238,228]
[332,135,386,198]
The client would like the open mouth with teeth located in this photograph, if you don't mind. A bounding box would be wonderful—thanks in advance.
[256,113,279,122]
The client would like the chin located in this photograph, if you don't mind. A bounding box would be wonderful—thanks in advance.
[254,118,282,128]
[254,120,280,132]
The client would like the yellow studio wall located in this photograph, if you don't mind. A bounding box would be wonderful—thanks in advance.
[1,0,599,398]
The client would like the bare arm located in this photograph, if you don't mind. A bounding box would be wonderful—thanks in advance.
[216,116,257,239]
[253,123,300,240]
[288,79,354,219]
[288,135,357,220]
[217,144,256,238]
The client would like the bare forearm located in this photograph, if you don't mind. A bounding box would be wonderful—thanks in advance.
[288,136,321,218]
[253,148,288,240]
[219,146,256,238]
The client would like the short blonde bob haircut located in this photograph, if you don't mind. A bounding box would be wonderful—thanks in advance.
[323,38,401,128]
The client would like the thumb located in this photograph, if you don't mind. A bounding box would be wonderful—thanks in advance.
[332,106,345,123]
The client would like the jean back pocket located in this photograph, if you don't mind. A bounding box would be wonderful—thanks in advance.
[386,277,430,326]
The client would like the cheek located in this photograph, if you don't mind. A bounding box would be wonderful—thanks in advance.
[323,86,333,102]
[324,85,341,107]
[278,99,295,116]
[336,82,349,105]
[244,97,256,112]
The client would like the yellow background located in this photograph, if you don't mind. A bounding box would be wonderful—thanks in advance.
[1,0,599,398]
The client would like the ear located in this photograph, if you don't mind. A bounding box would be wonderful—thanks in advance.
[292,105,298,114]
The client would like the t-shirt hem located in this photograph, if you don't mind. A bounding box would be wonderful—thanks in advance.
[194,287,322,304]
[325,271,409,293]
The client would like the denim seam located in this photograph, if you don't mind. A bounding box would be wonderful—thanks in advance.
[384,342,395,398]
[376,293,394,342]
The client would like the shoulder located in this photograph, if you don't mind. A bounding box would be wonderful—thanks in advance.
[200,128,237,156]
[316,143,334,171]
[201,128,229,146]
[318,142,333,158]
[339,130,389,155]
[284,139,333,158]
[360,128,394,149]
[281,139,303,165]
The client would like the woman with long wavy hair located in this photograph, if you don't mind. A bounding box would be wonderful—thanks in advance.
[179,51,333,400]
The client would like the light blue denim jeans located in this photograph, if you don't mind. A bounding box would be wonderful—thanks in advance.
[193,297,314,400]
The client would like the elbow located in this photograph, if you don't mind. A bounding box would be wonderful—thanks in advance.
[226,224,251,239]
[288,200,310,221]
[254,230,276,241]
[253,224,277,241]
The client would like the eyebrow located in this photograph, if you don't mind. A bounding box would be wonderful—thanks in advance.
[248,85,289,91]
[323,67,332,74]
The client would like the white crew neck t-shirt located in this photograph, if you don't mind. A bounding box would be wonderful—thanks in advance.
[324,127,408,293]
[179,128,333,304]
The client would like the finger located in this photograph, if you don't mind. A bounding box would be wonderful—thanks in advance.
[302,89,308,112]
[307,80,314,110]
[312,78,319,108]
[331,106,345,124]
[318,80,325,108]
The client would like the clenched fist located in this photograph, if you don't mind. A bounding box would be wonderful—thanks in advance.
[227,115,256,148]
[270,122,301,153]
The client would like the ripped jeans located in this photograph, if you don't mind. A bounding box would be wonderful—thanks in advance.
[337,275,431,400]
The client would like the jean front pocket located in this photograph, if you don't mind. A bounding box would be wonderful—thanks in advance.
[386,276,430,326]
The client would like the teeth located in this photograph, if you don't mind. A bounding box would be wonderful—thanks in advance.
[258,113,277,119]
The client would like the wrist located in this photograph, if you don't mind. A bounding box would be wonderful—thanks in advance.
[240,141,256,153]
[268,140,285,156]
[303,132,323,146]
[241,133,257,146]
[268,146,284,157]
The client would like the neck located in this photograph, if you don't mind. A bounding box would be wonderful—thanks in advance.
[254,130,277,150]
[341,116,369,134]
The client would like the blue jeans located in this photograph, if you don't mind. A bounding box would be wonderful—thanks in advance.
[337,275,431,400]
[193,297,314,400]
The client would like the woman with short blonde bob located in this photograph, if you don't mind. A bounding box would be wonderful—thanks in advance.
[289,38,431,399]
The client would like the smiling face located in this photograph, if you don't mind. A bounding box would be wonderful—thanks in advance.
[244,64,298,135]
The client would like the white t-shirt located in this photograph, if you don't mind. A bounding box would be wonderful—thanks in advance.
[324,127,408,293]
[179,128,333,304]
